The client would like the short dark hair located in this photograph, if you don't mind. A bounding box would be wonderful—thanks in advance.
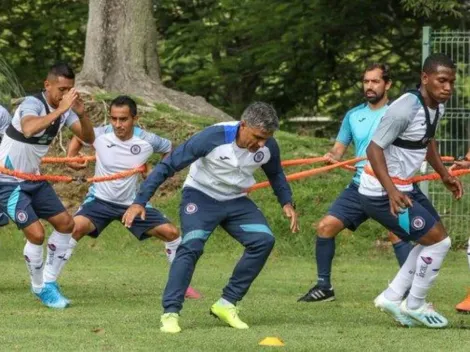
[110,95,137,117]
[47,62,75,80]
[241,102,279,132]
[423,53,456,74]
[364,63,391,82]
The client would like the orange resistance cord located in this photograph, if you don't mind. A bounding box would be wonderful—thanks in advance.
[0,164,146,183]
[248,157,365,192]
[41,156,96,164]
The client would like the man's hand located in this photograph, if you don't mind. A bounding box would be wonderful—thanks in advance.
[58,88,78,113]
[451,159,470,171]
[72,92,86,117]
[283,203,299,233]
[122,204,146,228]
[323,152,338,164]
[442,174,463,200]
[67,153,88,170]
[388,189,413,217]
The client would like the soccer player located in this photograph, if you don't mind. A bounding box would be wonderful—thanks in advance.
[55,95,201,301]
[359,53,461,328]
[122,102,298,333]
[0,104,12,226]
[0,62,94,308]
[298,63,413,303]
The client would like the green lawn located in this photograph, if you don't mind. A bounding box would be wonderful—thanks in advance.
[1,227,470,351]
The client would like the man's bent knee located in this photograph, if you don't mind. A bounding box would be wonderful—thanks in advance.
[23,221,46,244]
[49,211,74,233]
[317,215,345,238]
[148,223,180,241]
[417,222,448,246]
[72,216,94,241]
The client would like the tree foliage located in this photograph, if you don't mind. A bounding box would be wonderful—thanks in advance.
[0,0,468,121]
[0,0,87,93]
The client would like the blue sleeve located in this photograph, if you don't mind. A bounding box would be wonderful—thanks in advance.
[336,111,353,146]
[261,138,293,207]
[133,125,225,205]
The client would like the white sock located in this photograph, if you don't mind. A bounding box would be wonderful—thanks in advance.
[24,241,44,293]
[218,298,234,306]
[407,237,451,309]
[43,231,72,283]
[164,237,182,264]
[384,244,424,301]
[55,237,79,279]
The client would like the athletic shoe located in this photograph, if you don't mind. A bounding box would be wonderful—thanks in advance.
[455,291,470,313]
[0,213,9,227]
[400,300,448,328]
[297,285,335,302]
[46,281,70,305]
[160,313,181,333]
[210,301,249,329]
[33,284,68,309]
[374,293,414,327]
[185,286,202,299]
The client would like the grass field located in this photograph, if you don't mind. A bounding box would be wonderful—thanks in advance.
[1,225,470,352]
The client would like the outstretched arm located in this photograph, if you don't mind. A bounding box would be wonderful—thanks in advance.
[122,126,223,227]
[262,138,298,233]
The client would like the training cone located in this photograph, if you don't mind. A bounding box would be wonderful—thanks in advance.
[259,337,285,346]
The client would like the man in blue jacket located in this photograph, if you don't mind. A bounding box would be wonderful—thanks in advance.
[123,102,298,333]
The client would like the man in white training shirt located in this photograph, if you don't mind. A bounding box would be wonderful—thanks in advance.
[56,95,201,302]
[359,54,462,328]
[0,62,94,309]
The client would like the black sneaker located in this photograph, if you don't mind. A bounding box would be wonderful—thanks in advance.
[0,213,9,227]
[297,285,335,302]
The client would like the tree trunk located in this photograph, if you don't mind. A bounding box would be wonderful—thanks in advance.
[77,0,231,121]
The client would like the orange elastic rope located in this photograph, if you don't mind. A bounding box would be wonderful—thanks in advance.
[86,165,147,183]
[41,156,96,164]
[0,166,73,182]
[248,157,365,192]
[281,157,327,166]
[364,164,470,185]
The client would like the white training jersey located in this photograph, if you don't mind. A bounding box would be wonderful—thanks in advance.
[86,125,171,205]
[0,94,78,182]
[359,92,444,196]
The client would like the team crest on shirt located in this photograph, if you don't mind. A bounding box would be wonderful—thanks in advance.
[130,145,141,155]
[254,151,264,163]
[16,210,28,223]
[184,203,198,214]
[411,216,425,230]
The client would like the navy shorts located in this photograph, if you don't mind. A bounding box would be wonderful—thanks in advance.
[0,181,66,229]
[359,185,440,241]
[327,182,369,231]
[179,187,273,244]
[75,197,170,240]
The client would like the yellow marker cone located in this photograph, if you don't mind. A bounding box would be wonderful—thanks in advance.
[259,337,285,346]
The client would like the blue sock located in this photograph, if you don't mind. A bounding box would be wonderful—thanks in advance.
[393,241,414,267]
[316,237,335,289]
